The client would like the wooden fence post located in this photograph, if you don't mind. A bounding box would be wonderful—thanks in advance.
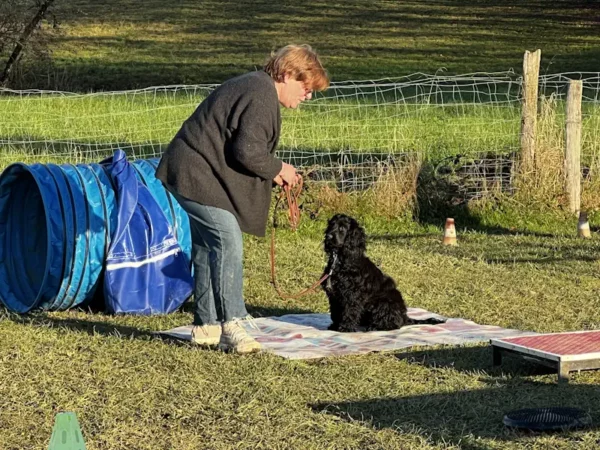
[520,49,541,172]
[565,79,583,215]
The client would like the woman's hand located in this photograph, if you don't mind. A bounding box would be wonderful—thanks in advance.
[278,162,299,187]
[274,173,302,188]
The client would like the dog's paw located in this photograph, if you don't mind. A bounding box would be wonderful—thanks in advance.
[328,323,340,331]
[337,324,360,333]
[427,317,447,325]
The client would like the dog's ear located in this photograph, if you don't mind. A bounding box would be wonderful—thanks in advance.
[344,220,367,255]
[329,213,344,225]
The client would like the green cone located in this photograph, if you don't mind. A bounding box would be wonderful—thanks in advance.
[48,412,86,450]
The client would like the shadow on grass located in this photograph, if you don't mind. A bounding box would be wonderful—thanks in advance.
[6,311,158,341]
[246,305,316,318]
[0,137,165,164]
[4,308,212,348]
[12,0,600,90]
[408,236,600,266]
[415,158,520,237]
[178,301,315,318]
[312,346,600,447]
[2,297,316,344]
[394,344,557,378]
[312,378,600,449]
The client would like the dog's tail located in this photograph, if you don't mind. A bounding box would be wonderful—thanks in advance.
[406,317,446,326]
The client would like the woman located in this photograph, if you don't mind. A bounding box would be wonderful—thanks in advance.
[156,44,329,353]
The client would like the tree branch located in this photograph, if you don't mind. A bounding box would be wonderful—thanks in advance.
[0,0,55,87]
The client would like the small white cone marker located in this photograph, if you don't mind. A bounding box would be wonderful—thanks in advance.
[443,218,458,246]
[578,211,591,239]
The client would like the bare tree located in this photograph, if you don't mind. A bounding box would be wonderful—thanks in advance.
[0,1,23,55]
[0,0,57,87]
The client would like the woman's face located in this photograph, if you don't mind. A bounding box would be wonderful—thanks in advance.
[278,75,313,109]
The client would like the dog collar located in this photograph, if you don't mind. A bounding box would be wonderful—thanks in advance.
[328,253,338,275]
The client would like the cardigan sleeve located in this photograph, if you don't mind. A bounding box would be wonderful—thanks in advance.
[229,98,283,181]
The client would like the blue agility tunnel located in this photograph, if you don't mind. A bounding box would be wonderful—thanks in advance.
[0,152,192,314]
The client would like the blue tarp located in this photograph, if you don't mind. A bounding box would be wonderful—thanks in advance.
[102,150,193,315]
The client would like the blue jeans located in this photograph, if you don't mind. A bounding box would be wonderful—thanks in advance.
[172,193,248,325]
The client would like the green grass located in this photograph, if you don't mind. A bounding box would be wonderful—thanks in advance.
[17,0,600,90]
[2,89,600,170]
[2,1,600,448]
[3,0,600,167]
[0,92,520,167]
[3,213,600,449]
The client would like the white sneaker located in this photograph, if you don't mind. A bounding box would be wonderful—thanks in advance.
[218,320,261,354]
[191,324,222,346]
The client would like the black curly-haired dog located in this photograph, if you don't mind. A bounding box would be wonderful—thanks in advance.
[322,214,446,332]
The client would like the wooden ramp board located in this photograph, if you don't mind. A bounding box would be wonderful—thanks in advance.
[491,330,600,382]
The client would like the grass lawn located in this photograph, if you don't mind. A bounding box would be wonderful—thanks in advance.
[1,84,599,170]
[2,1,600,449]
[2,215,600,449]
[8,0,600,90]
[0,87,522,167]
[2,0,599,169]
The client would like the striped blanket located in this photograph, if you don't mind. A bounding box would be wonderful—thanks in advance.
[157,308,534,360]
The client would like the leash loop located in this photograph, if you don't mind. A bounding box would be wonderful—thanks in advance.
[269,178,330,299]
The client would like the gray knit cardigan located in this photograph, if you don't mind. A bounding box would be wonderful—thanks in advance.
[156,71,283,237]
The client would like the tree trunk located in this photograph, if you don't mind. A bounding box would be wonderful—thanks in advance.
[0,0,55,87]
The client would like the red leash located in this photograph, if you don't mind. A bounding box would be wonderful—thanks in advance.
[269,179,330,299]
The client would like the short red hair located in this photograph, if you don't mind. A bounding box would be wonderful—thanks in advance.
[264,44,329,92]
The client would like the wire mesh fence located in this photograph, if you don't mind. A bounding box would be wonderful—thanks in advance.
[1,71,599,199]
[539,73,600,178]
